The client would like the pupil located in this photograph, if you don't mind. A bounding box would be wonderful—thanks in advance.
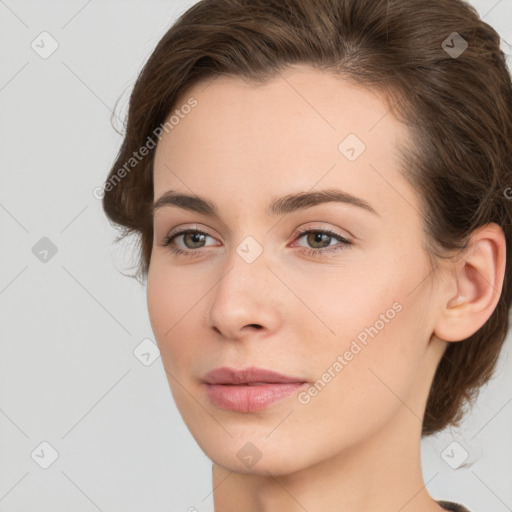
[310,232,328,248]
[187,233,204,248]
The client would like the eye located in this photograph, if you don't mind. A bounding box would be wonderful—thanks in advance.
[291,227,352,256]
[160,225,353,258]
[161,228,218,257]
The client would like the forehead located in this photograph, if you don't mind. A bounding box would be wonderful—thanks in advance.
[153,65,418,218]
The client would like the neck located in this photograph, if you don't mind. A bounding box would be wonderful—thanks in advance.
[212,409,444,512]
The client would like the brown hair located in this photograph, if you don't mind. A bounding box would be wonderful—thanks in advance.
[102,0,512,435]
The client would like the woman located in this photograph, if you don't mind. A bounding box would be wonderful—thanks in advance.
[101,0,512,510]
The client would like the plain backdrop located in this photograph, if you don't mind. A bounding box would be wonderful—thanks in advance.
[0,1,511,511]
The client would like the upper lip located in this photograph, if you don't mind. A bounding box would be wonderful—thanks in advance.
[203,366,307,385]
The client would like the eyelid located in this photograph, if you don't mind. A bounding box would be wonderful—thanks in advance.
[290,222,353,242]
[160,222,353,263]
[163,222,351,243]
[163,225,221,250]
[165,223,215,238]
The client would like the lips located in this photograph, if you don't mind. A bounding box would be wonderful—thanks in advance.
[202,366,308,412]
[202,366,307,385]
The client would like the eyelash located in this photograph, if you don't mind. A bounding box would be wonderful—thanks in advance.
[161,227,352,258]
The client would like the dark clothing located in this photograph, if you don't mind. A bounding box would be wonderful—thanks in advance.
[438,500,471,512]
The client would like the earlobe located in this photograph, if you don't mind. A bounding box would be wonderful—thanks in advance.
[433,223,506,343]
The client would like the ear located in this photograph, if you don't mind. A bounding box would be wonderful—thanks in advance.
[433,223,506,343]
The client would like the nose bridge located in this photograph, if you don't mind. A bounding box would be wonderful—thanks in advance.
[207,237,279,337]
[214,238,271,306]
[217,226,271,288]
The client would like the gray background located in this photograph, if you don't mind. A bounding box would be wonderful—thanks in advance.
[0,1,511,511]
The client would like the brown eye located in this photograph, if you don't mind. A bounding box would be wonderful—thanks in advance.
[305,231,333,249]
[181,231,207,249]
[162,228,218,257]
[293,228,352,256]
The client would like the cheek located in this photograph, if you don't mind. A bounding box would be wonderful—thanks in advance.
[294,307,425,451]
[146,266,189,357]
[300,254,431,407]
[146,267,170,339]
[146,262,216,380]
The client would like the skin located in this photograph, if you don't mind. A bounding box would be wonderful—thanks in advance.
[146,64,505,512]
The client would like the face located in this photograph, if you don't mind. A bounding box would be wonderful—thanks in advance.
[147,65,446,475]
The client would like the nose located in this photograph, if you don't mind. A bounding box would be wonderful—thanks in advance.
[207,247,282,341]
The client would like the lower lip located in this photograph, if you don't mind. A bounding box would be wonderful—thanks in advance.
[204,382,307,412]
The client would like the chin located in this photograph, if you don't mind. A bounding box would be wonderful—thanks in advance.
[191,427,318,476]
[211,449,307,476]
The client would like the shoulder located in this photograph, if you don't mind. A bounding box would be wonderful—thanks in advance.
[438,500,472,512]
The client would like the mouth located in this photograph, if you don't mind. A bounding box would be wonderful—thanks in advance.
[203,382,308,412]
[202,366,308,412]
[220,382,283,386]
[202,365,307,385]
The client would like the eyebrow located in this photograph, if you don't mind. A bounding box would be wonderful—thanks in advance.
[152,188,380,218]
